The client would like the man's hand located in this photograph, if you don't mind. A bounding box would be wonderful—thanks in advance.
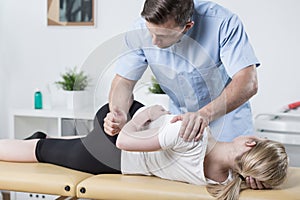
[104,107,127,136]
[246,177,271,190]
[170,112,209,142]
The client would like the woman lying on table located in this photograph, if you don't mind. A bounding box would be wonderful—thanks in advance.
[0,101,288,200]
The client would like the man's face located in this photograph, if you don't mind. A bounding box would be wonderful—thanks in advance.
[146,20,187,49]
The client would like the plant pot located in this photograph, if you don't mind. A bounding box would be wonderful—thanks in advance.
[63,90,89,110]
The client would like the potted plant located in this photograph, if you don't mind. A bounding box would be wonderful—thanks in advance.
[55,67,90,110]
[148,76,165,94]
[55,67,89,91]
[148,76,169,109]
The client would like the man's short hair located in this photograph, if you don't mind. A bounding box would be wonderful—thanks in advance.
[141,0,194,27]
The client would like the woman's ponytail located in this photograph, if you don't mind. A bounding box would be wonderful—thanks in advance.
[206,172,246,200]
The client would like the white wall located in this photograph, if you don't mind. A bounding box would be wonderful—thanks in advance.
[0,1,8,138]
[1,0,300,138]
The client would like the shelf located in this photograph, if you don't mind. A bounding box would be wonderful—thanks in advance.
[12,108,95,120]
[10,108,94,139]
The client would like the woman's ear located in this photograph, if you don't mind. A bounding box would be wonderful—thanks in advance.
[237,140,257,157]
[245,140,257,147]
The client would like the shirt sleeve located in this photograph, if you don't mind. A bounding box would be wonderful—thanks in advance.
[220,14,260,77]
[157,116,212,152]
[158,116,182,150]
[115,19,148,81]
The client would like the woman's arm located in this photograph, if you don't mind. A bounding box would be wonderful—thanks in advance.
[116,105,169,152]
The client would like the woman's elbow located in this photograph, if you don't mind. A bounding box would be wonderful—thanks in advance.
[116,134,131,151]
[116,136,126,150]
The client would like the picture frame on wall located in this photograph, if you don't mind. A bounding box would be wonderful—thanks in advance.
[47,0,95,26]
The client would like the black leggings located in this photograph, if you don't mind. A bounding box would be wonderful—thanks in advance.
[35,101,144,174]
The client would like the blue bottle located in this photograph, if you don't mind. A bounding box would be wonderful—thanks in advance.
[34,89,43,109]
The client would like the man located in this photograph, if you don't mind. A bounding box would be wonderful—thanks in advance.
[104,0,263,188]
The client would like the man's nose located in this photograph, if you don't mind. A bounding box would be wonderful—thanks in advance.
[152,35,161,45]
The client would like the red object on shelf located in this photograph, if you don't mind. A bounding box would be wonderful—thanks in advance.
[288,101,300,110]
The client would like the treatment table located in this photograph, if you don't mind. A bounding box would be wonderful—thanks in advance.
[0,161,300,200]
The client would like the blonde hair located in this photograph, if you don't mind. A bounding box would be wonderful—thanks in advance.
[206,139,288,200]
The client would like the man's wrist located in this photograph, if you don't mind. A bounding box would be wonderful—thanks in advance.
[198,108,211,123]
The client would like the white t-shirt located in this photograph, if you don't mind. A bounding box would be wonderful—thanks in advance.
[121,114,209,185]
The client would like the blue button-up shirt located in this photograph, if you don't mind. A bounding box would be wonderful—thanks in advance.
[115,1,260,142]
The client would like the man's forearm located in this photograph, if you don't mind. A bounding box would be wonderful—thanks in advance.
[109,74,136,115]
[199,65,258,122]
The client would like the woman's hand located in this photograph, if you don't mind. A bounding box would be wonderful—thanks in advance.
[246,177,271,190]
[146,105,169,121]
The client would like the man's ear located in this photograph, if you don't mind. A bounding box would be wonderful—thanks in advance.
[184,21,194,32]
[245,140,257,147]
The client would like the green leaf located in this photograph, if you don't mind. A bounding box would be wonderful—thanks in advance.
[148,76,165,94]
[55,67,90,91]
